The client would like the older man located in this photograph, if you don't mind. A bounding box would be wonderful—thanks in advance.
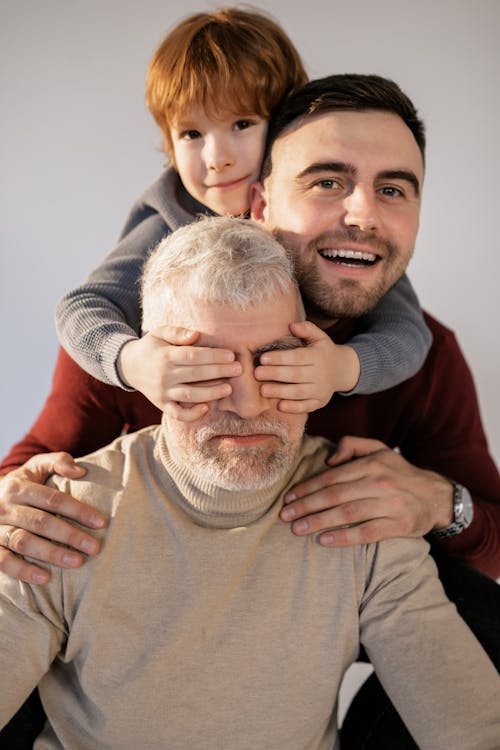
[1,216,499,750]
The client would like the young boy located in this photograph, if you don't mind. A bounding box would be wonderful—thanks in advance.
[54,7,431,419]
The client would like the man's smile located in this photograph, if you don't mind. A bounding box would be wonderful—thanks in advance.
[318,247,379,268]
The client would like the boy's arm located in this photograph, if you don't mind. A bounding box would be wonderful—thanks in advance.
[55,211,170,388]
[346,273,432,394]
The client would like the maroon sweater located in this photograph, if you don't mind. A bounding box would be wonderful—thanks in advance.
[2,313,499,578]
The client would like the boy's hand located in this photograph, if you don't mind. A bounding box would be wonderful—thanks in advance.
[254,321,360,413]
[0,453,107,584]
[117,327,242,419]
[280,436,454,545]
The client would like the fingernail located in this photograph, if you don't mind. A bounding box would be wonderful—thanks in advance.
[62,552,82,566]
[90,514,106,528]
[80,538,98,554]
[293,520,309,533]
[319,533,334,545]
[284,492,296,503]
[32,571,50,584]
[280,507,295,521]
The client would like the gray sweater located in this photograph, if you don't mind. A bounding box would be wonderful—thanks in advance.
[0,426,499,749]
[55,168,432,392]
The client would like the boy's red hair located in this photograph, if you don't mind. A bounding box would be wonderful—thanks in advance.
[145,7,307,155]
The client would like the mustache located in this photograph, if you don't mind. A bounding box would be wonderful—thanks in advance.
[196,417,289,444]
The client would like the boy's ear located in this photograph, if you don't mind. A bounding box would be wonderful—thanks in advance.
[249,181,268,223]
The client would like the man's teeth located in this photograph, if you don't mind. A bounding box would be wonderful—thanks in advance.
[320,248,377,262]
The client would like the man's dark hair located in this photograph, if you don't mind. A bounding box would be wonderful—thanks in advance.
[261,73,426,179]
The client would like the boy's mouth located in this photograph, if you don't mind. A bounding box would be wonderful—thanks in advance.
[208,176,248,191]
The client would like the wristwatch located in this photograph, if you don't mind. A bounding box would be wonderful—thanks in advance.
[431,481,474,538]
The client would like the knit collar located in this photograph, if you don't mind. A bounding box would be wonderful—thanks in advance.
[154,427,301,529]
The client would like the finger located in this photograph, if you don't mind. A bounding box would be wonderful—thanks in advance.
[0,525,88,570]
[0,477,106,533]
[327,436,387,466]
[260,381,313,399]
[152,326,201,346]
[168,382,232,404]
[169,361,241,385]
[289,319,327,344]
[0,498,102,554]
[0,547,52,584]
[258,349,311,367]
[165,346,236,366]
[277,398,320,414]
[283,498,385,535]
[163,402,209,422]
[13,452,86,484]
[255,365,312,384]
[283,466,341,504]
[317,517,402,547]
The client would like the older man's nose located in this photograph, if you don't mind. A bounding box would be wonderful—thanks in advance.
[219,368,269,419]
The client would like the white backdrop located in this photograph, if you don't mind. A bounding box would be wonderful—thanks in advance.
[1,0,499,466]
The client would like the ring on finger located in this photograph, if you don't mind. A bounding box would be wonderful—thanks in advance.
[2,527,18,551]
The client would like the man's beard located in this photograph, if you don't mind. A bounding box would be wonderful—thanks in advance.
[168,416,302,491]
[272,227,409,321]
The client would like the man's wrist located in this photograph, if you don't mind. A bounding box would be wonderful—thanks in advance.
[431,481,474,538]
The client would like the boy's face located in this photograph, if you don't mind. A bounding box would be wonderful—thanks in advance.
[170,106,268,217]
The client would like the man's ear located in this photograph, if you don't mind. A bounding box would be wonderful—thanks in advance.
[249,181,268,223]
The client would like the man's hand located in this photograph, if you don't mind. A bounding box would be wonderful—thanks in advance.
[280,436,454,545]
[117,327,242,419]
[255,321,360,413]
[0,453,107,584]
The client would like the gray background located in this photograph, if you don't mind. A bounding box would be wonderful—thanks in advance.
[1,0,499,467]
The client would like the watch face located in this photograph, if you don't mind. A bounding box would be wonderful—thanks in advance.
[459,486,474,527]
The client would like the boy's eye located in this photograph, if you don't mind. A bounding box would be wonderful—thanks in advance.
[181,129,202,140]
[233,119,254,131]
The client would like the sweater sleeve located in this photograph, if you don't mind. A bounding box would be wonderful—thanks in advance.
[0,571,66,726]
[345,273,432,395]
[359,538,500,749]
[55,211,171,388]
[0,348,149,473]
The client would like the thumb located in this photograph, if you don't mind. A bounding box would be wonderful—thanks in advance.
[289,320,327,344]
[152,326,200,346]
[22,452,86,482]
[327,436,387,466]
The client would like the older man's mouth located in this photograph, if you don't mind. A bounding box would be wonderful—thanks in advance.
[211,433,278,447]
[319,248,379,268]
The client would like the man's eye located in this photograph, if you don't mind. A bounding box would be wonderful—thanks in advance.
[315,178,342,190]
[181,130,201,140]
[380,186,404,198]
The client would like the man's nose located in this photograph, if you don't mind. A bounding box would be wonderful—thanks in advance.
[219,367,270,419]
[204,136,235,172]
[342,185,379,232]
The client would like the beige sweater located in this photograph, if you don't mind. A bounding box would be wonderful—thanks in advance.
[0,426,499,749]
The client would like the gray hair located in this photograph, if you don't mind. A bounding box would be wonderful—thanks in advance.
[141,216,300,330]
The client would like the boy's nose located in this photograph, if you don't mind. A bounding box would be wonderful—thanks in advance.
[342,185,379,232]
[204,137,235,172]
